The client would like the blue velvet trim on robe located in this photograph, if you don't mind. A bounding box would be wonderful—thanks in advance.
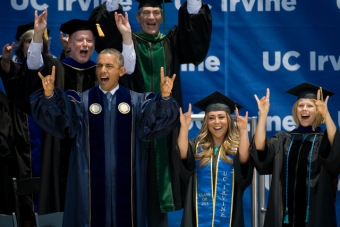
[0,78,6,95]
[144,92,155,101]
[115,86,133,227]
[27,115,42,212]
[65,90,81,103]
[88,87,106,227]
[291,125,322,133]
[88,86,133,227]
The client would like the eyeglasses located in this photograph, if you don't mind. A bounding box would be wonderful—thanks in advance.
[141,10,162,17]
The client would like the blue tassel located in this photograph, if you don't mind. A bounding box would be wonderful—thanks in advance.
[283,209,289,224]
[305,206,310,223]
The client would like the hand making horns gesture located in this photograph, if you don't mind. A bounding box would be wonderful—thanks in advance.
[160,67,176,98]
[254,88,270,115]
[235,107,249,131]
[179,103,192,129]
[114,12,132,45]
[38,65,55,97]
[315,89,330,118]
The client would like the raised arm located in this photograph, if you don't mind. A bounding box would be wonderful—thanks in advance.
[27,8,47,70]
[38,65,55,97]
[187,0,202,14]
[88,1,123,53]
[114,12,135,75]
[315,89,336,146]
[235,108,250,163]
[253,88,270,151]
[114,12,132,46]
[178,104,192,160]
[1,43,15,73]
[59,32,70,59]
[177,0,212,64]
[31,65,80,139]
[138,67,179,140]
[160,67,176,98]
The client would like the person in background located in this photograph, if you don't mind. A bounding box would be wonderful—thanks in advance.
[252,83,340,227]
[22,7,136,216]
[174,91,253,227]
[30,48,179,227]
[89,1,212,225]
[0,77,15,216]
[0,21,58,227]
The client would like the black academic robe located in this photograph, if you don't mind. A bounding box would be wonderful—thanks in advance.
[17,56,95,214]
[30,85,179,227]
[0,90,15,215]
[89,3,212,224]
[89,1,212,105]
[172,138,253,227]
[0,55,63,219]
[251,129,340,227]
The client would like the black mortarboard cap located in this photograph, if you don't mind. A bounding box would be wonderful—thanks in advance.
[286,82,334,100]
[15,21,50,41]
[60,19,100,36]
[15,22,34,41]
[194,91,243,114]
[136,0,172,9]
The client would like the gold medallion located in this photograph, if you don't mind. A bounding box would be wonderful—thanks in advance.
[89,103,102,114]
[118,102,130,114]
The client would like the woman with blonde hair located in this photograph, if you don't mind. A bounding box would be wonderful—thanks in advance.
[252,83,340,227]
[174,91,253,227]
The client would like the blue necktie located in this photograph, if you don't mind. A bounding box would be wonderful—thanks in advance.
[106,92,112,111]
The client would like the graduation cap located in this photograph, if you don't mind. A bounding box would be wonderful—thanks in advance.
[15,21,50,41]
[60,19,104,37]
[194,91,243,114]
[286,82,334,100]
[136,0,172,9]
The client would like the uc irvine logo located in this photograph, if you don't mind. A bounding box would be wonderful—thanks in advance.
[11,0,133,11]
[263,51,340,72]
[11,0,48,10]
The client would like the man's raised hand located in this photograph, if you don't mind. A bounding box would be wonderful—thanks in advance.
[160,67,176,98]
[38,65,55,97]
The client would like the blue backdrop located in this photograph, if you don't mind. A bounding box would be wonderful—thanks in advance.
[1,0,339,226]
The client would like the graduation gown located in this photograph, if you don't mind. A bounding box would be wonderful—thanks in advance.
[250,128,340,227]
[0,55,63,219]
[89,1,212,105]
[30,85,179,227]
[0,88,15,215]
[17,56,96,214]
[172,138,253,227]
[89,3,212,221]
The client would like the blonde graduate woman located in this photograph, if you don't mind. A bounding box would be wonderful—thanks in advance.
[173,91,253,227]
[251,83,340,227]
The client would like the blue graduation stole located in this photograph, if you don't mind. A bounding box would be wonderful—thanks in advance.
[87,86,133,227]
[195,146,234,227]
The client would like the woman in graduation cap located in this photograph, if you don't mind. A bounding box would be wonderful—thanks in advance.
[174,91,253,227]
[252,83,340,227]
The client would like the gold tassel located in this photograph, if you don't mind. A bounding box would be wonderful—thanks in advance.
[43,28,49,41]
[96,23,105,37]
